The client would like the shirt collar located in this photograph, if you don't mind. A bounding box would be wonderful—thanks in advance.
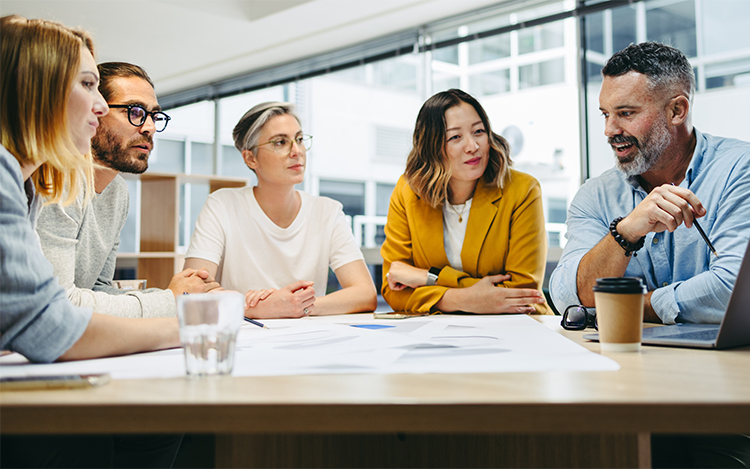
[684,128,705,187]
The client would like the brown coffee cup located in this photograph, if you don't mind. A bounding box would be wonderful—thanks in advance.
[593,277,646,352]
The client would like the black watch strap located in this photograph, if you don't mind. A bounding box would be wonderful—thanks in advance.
[426,267,442,286]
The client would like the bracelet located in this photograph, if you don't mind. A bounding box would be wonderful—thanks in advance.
[609,217,645,257]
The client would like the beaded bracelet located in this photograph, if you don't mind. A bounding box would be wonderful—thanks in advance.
[609,217,645,257]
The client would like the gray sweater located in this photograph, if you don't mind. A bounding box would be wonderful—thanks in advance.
[36,175,176,318]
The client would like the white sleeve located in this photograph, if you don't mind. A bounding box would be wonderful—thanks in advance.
[185,193,227,265]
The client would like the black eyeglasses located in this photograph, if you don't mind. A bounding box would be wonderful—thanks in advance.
[561,305,598,331]
[108,104,171,132]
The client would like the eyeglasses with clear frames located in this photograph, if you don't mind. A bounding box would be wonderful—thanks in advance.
[108,104,171,132]
[561,305,598,331]
[253,134,313,155]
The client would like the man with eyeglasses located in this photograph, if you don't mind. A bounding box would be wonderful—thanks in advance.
[36,62,220,321]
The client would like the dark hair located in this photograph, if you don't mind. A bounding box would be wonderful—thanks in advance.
[405,89,512,208]
[602,42,695,101]
[97,62,154,102]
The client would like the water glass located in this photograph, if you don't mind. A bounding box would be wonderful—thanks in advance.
[177,292,243,377]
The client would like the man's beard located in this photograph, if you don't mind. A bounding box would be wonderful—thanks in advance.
[92,126,151,174]
[610,117,671,177]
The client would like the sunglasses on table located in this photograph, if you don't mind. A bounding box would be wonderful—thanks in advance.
[561,305,598,331]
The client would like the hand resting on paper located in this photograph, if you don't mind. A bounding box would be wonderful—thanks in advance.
[435,274,544,314]
[244,280,315,318]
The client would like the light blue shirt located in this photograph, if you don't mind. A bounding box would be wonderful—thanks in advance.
[0,145,92,362]
[550,130,750,324]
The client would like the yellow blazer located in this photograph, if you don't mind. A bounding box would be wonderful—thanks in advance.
[381,170,551,314]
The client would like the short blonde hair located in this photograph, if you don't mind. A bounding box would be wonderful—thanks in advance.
[232,101,300,175]
[0,15,95,204]
[405,89,512,208]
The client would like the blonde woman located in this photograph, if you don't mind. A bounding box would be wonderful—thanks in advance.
[381,89,551,314]
[0,15,186,468]
[185,102,377,318]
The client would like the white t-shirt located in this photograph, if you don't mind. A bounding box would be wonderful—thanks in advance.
[442,198,472,272]
[186,187,364,295]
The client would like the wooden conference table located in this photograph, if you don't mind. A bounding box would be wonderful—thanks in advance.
[2,315,749,468]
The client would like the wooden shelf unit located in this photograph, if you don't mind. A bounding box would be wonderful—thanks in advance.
[118,172,249,289]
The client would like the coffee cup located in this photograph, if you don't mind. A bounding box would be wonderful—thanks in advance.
[593,277,646,352]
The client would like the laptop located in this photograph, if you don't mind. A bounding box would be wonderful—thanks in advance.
[584,239,750,350]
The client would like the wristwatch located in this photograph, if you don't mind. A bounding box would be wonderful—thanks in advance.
[426,267,441,286]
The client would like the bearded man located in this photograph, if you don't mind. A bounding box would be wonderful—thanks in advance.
[36,62,219,318]
[550,42,750,325]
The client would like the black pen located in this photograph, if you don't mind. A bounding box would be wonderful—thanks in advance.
[670,183,719,258]
[692,219,719,258]
[244,317,269,329]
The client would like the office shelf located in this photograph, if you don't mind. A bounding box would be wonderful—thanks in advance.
[117,172,249,289]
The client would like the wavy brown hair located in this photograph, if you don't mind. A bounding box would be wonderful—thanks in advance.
[0,15,95,204]
[405,89,512,208]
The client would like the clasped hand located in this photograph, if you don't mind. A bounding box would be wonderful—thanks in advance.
[244,280,315,318]
[167,268,221,297]
[617,184,705,242]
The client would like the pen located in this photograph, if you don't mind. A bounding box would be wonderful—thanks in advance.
[244,317,269,329]
[692,219,719,258]
[670,183,719,258]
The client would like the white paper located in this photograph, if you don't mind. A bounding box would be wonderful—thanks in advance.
[0,315,618,380]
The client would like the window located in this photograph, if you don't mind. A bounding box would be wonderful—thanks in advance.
[646,1,696,58]
[318,180,365,219]
[583,0,750,179]
[519,58,565,89]
[518,22,564,55]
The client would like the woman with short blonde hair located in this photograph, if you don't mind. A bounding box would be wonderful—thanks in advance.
[185,101,377,318]
[382,89,551,314]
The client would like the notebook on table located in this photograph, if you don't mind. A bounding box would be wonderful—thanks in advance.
[584,238,750,350]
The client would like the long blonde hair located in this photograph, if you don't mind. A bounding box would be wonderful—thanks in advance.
[405,89,512,208]
[0,15,95,204]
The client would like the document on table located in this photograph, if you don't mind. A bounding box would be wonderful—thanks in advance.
[0,315,618,380]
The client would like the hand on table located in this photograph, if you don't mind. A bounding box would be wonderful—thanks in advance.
[244,280,315,318]
[453,274,543,314]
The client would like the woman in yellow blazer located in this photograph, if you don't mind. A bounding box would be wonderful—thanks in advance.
[381,89,551,315]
